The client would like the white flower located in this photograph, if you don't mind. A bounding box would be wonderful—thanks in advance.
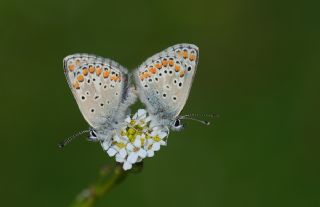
[145,128,168,157]
[128,139,147,161]
[101,109,169,170]
[105,134,127,157]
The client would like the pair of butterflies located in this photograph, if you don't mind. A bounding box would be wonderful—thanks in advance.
[62,43,205,147]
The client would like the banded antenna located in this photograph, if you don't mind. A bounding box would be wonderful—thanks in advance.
[179,113,219,125]
[58,130,89,149]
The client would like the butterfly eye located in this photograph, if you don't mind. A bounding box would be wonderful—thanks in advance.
[90,130,96,137]
[171,119,184,131]
[88,129,98,141]
[174,119,180,127]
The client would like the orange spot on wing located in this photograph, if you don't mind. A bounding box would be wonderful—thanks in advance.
[73,81,80,89]
[77,75,84,82]
[162,59,168,66]
[179,70,186,77]
[96,67,102,76]
[110,76,117,81]
[82,68,88,76]
[155,63,162,69]
[89,66,95,73]
[183,50,188,59]
[140,74,144,81]
[149,67,157,74]
[68,64,75,71]
[103,71,110,78]
[169,59,174,67]
[177,50,183,58]
[175,65,181,72]
[189,54,196,61]
[143,72,150,79]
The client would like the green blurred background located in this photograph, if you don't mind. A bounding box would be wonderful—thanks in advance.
[0,0,319,206]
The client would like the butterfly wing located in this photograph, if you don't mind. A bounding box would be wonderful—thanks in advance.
[64,54,135,130]
[135,43,199,122]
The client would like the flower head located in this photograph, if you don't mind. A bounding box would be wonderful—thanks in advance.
[101,109,169,170]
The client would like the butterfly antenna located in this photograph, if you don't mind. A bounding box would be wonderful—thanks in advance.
[164,126,170,144]
[179,113,219,125]
[58,130,90,149]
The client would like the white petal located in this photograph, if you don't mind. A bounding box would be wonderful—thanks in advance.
[115,154,125,163]
[150,131,157,137]
[159,140,167,146]
[119,148,127,158]
[145,139,154,147]
[159,132,168,139]
[147,150,154,157]
[123,162,132,170]
[138,149,147,158]
[127,152,138,164]
[134,137,141,147]
[145,116,151,123]
[126,143,134,151]
[137,109,147,117]
[125,117,131,123]
[113,134,120,141]
[122,136,129,142]
[115,135,126,143]
[152,142,161,151]
[101,141,111,150]
[107,148,117,157]
[139,114,147,120]
[133,113,138,120]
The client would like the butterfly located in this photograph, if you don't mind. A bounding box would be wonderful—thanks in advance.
[134,43,206,130]
[61,54,137,147]
[60,43,213,148]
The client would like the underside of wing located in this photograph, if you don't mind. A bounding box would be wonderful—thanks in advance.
[135,43,199,120]
[64,54,132,129]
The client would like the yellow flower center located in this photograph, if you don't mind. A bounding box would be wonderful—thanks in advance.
[128,134,135,142]
[127,128,136,135]
[134,125,143,131]
[130,120,136,125]
[153,135,161,142]
[116,142,126,149]
[120,130,127,136]
[141,138,145,145]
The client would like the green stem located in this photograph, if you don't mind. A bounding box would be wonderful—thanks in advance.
[69,163,143,207]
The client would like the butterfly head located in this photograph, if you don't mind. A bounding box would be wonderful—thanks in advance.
[88,127,112,142]
[88,128,98,141]
[170,118,184,131]
[172,113,219,130]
